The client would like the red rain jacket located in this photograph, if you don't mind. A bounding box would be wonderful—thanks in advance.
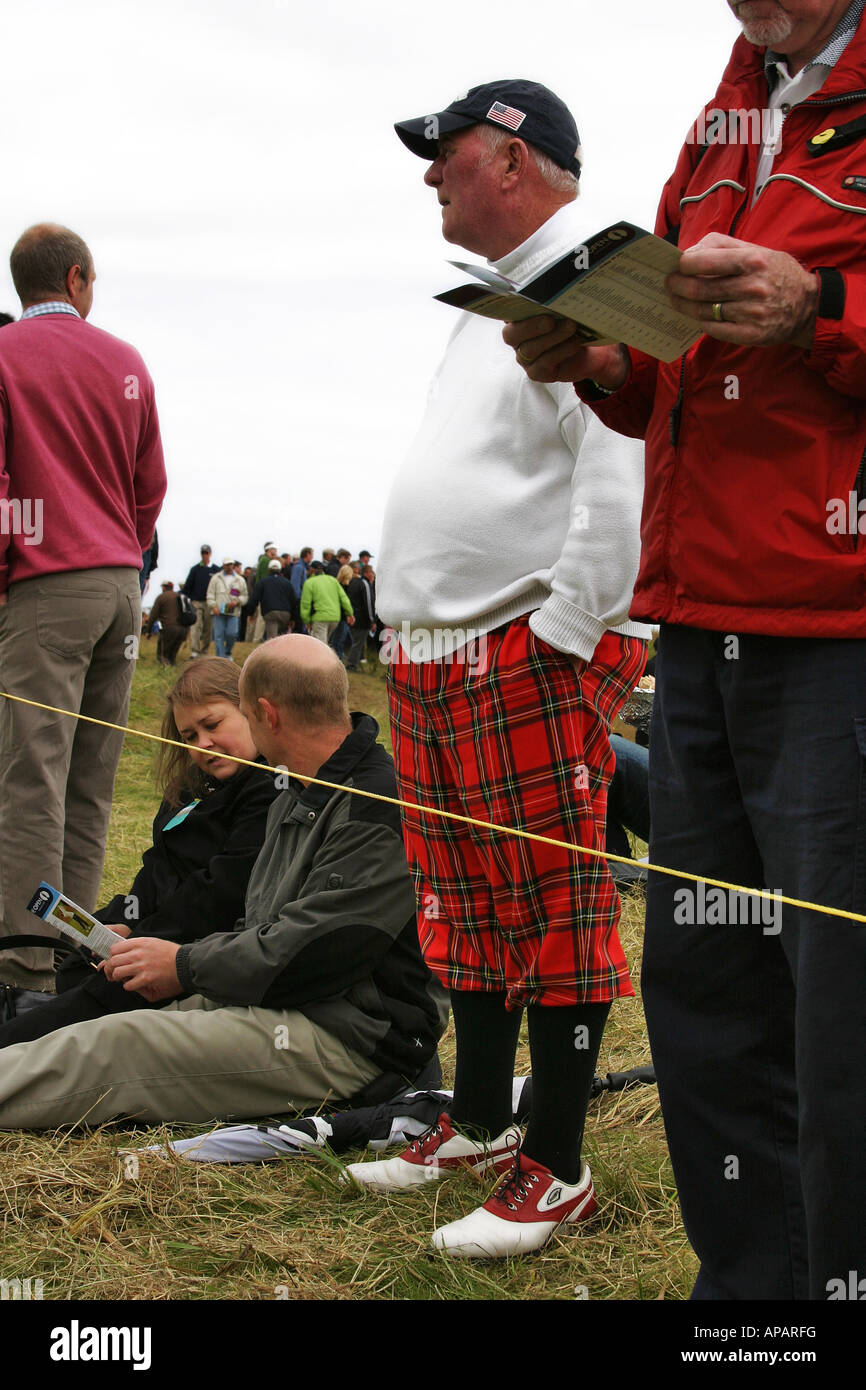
[588,27,866,636]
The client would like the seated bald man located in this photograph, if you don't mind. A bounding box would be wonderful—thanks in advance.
[0,636,445,1129]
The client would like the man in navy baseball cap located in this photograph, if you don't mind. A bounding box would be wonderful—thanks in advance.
[351,75,650,1263]
[395,78,582,179]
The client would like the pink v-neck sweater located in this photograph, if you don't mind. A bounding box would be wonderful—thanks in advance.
[0,312,166,592]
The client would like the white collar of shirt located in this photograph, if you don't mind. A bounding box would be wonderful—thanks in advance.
[489,202,585,289]
[755,0,865,197]
[21,301,80,320]
[754,61,834,199]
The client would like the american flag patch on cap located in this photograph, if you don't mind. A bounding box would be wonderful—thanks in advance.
[486,101,526,131]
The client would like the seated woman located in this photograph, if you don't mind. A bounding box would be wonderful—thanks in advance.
[0,658,279,1047]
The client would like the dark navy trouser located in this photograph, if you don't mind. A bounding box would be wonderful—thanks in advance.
[643,624,866,1301]
[607,733,651,855]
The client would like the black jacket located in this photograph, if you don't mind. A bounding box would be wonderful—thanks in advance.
[250,573,299,620]
[182,562,219,602]
[176,715,445,1080]
[94,762,279,944]
[347,576,374,628]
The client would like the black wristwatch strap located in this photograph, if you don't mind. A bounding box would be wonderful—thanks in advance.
[814,267,845,321]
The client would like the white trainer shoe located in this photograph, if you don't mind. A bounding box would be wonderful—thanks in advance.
[342,1112,521,1191]
[431,1151,598,1257]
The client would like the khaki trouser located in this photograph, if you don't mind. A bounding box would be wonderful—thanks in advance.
[263,609,292,642]
[0,994,379,1128]
[191,600,212,656]
[0,567,141,989]
[310,621,337,645]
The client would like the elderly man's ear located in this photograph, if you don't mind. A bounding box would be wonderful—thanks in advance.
[501,139,530,186]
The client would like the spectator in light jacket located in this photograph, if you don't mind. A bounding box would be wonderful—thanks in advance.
[207,558,248,659]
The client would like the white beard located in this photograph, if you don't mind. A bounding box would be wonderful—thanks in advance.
[735,3,795,47]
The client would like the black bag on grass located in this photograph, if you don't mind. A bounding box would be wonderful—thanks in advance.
[0,934,84,1024]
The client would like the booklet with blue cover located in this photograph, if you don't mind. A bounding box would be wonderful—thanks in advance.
[27,882,123,960]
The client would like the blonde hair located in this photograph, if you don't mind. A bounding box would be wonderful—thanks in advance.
[155,658,243,807]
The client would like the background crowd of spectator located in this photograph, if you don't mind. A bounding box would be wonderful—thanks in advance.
[144,540,379,669]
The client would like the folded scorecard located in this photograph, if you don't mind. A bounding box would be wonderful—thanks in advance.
[26,882,123,960]
[435,220,703,363]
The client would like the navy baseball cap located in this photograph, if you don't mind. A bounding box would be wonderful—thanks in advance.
[395,79,581,178]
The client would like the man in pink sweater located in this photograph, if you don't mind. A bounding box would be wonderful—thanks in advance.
[0,223,166,1007]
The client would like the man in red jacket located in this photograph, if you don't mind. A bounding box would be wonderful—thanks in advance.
[505,0,866,1300]
[0,223,166,1006]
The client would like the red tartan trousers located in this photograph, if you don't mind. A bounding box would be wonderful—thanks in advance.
[387,616,646,1008]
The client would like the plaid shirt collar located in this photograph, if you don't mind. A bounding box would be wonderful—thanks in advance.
[765,0,865,78]
[21,301,80,320]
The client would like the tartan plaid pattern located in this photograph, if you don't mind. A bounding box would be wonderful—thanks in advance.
[388,617,646,1007]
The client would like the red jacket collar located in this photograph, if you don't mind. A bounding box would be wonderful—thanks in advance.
[712,19,866,108]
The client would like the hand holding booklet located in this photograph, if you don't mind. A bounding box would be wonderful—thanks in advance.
[27,881,123,960]
[435,220,703,363]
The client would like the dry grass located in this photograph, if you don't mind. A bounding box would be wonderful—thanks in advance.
[0,640,695,1301]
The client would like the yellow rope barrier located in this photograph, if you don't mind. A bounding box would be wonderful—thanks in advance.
[2,687,865,925]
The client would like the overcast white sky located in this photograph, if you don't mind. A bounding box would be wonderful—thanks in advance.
[1,0,740,588]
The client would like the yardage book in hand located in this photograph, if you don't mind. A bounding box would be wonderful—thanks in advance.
[435,221,703,363]
[26,882,123,960]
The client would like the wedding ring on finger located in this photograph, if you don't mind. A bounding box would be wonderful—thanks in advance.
[712,301,725,323]
[516,347,532,366]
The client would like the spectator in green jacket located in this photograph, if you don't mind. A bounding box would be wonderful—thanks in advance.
[255,543,279,583]
[301,562,354,645]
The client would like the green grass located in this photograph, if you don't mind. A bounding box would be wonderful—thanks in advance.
[0,636,696,1301]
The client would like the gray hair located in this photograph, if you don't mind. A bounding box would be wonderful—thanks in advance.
[475,124,580,200]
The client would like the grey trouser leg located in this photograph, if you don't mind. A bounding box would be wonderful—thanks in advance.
[346,625,369,670]
[191,600,213,656]
[0,994,380,1128]
[263,610,292,641]
[191,600,204,655]
[0,567,140,989]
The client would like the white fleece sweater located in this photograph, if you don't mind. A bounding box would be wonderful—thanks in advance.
[376,202,650,662]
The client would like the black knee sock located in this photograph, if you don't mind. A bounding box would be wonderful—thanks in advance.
[521,1002,610,1183]
[449,989,523,1141]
